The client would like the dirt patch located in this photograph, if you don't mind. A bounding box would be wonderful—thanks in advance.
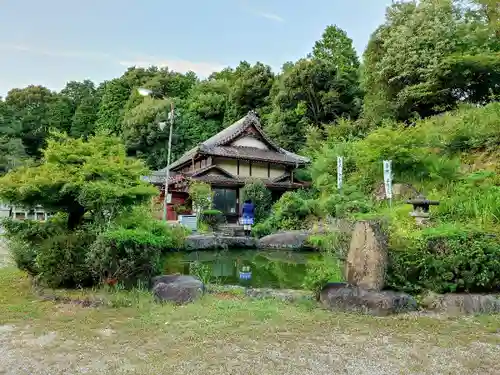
[0,237,10,268]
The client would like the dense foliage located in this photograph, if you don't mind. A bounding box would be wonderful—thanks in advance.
[253,190,318,237]
[387,226,500,293]
[0,137,184,287]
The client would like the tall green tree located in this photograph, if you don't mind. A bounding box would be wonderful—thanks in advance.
[47,95,75,134]
[60,80,101,138]
[5,85,57,157]
[121,68,198,122]
[0,100,26,175]
[362,0,500,123]
[60,80,96,105]
[228,62,275,121]
[267,58,361,152]
[71,95,100,139]
[311,25,360,73]
[473,0,500,37]
[122,97,172,170]
[95,78,131,135]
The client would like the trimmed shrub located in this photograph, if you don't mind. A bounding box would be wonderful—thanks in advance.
[36,230,96,288]
[88,229,164,286]
[7,239,38,276]
[387,225,500,294]
[86,206,189,287]
[3,216,96,287]
[200,209,225,232]
[241,179,272,223]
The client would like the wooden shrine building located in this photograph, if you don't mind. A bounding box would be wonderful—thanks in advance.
[145,111,310,222]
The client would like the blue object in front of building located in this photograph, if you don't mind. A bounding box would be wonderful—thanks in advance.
[239,271,252,280]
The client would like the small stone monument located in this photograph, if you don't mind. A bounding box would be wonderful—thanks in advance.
[406,194,439,226]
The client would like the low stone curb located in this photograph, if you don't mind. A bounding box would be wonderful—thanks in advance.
[184,235,257,251]
[420,292,500,315]
[206,284,314,302]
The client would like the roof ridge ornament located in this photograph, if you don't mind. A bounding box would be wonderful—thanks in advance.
[247,109,259,119]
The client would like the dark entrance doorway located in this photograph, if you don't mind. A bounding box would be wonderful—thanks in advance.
[213,187,238,223]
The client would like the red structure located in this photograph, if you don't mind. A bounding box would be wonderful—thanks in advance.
[156,187,190,221]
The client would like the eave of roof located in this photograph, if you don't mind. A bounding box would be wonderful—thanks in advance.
[165,174,309,189]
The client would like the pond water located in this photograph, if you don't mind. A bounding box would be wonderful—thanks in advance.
[162,249,325,289]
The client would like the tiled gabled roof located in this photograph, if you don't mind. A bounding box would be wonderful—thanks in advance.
[199,146,308,166]
[167,111,309,170]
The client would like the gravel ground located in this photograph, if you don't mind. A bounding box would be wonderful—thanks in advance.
[1,252,499,374]
[1,316,499,375]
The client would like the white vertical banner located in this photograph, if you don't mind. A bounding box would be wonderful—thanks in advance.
[383,160,393,200]
[337,156,343,190]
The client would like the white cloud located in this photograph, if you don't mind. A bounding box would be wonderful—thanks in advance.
[119,59,225,78]
[258,12,285,22]
[0,43,225,77]
[238,0,285,23]
[0,43,112,60]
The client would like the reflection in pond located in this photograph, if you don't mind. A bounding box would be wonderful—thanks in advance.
[162,249,326,289]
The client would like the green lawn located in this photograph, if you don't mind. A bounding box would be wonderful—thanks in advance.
[1,267,500,375]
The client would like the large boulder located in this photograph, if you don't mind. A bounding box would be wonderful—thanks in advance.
[319,285,417,316]
[184,235,256,251]
[152,275,204,304]
[257,230,311,250]
[421,292,500,315]
[345,220,388,291]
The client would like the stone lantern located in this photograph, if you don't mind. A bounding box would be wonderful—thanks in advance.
[406,194,440,226]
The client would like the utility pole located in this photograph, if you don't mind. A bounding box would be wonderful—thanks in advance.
[137,88,175,221]
[163,102,175,221]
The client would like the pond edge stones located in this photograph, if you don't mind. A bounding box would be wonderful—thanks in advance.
[319,284,418,316]
[152,275,204,304]
[184,235,257,251]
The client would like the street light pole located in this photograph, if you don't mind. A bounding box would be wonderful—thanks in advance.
[137,88,174,222]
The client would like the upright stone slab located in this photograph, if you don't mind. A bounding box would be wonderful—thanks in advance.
[345,220,388,291]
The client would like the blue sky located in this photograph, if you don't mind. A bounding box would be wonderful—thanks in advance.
[0,0,391,97]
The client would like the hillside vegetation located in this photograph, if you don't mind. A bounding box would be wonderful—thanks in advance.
[255,102,500,294]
